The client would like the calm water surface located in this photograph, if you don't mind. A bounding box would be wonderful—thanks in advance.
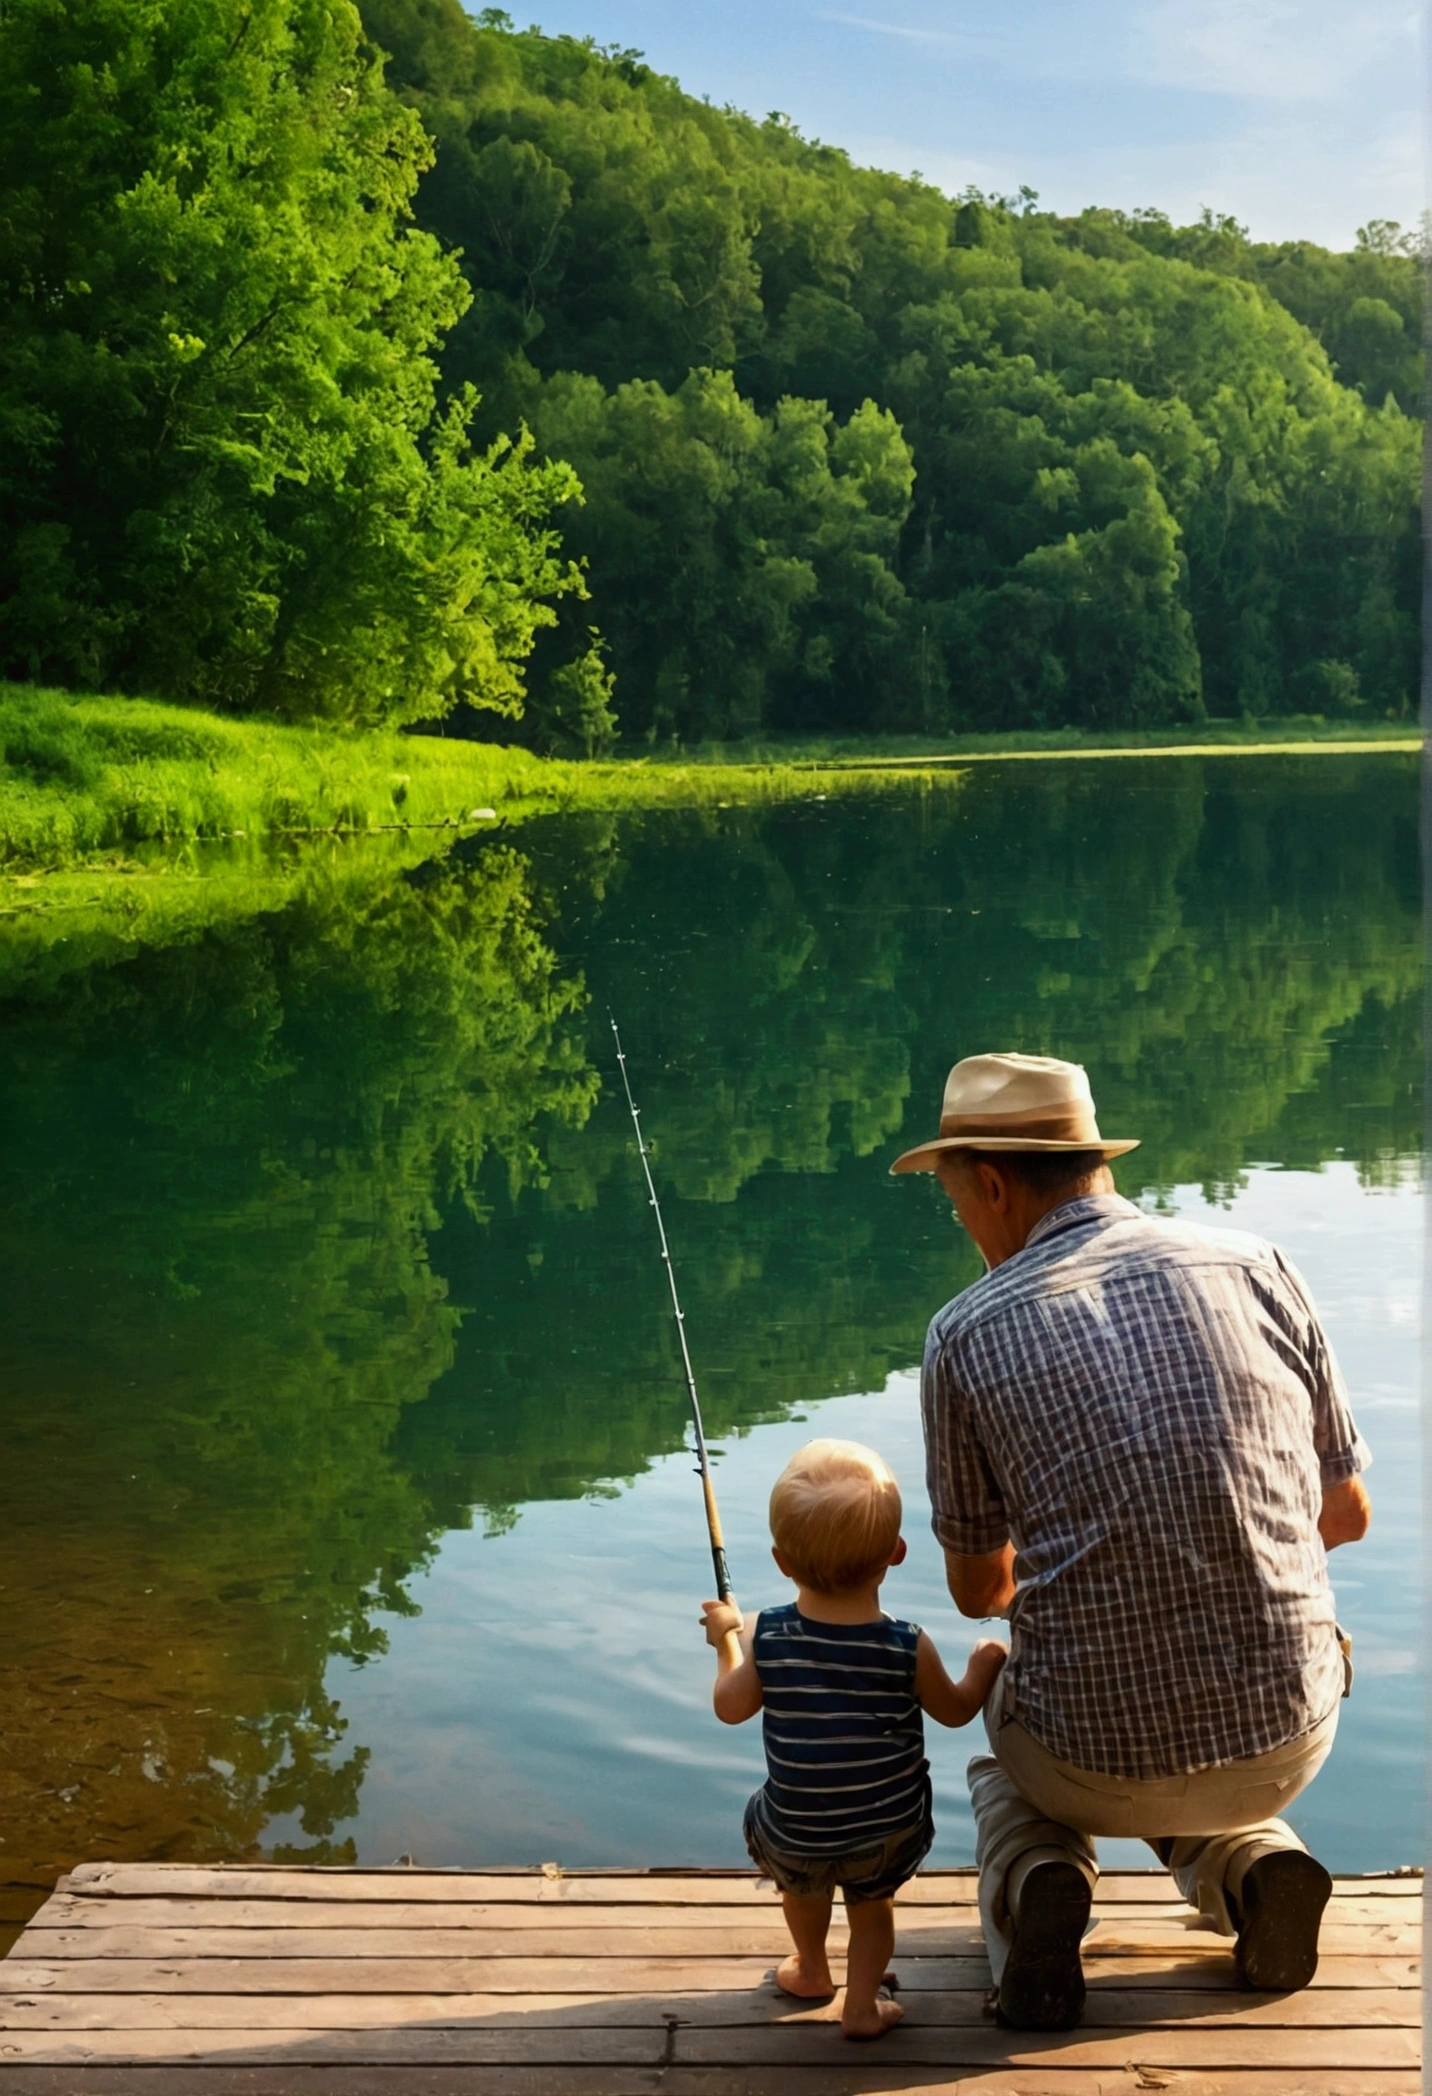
[0,754,1421,1940]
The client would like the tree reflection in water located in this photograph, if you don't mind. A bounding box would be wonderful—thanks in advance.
[0,755,1419,1938]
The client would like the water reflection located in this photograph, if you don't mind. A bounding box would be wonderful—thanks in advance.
[0,840,596,1931]
[0,755,1419,1937]
[302,1162,1420,1878]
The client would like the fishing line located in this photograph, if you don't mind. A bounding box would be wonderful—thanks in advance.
[609,1016,742,1658]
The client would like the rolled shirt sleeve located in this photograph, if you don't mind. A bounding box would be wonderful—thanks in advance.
[1274,1249,1372,1486]
[921,1316,1011,1557]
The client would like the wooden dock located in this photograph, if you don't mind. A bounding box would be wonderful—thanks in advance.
[0,1863,1420,2093]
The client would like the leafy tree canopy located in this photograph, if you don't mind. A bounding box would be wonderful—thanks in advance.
[363,0,1421,741]
[0,0,583,724]
[0,0,1418,740]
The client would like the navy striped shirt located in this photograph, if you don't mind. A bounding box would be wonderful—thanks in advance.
[751,1605,931,1855]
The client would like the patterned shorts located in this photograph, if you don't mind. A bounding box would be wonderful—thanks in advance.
[742,1793,934,1905]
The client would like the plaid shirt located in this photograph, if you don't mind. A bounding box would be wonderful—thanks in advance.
[922,1195,1369,1780]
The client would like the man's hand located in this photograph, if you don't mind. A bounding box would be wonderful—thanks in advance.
[945,1541,1017,1618]
[701,1599,744,1650]
[1319,1476,1371,1550]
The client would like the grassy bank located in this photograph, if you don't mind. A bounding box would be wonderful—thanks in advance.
[0,686,971,998]
[0,686,563,868]
[660,718,1422,767]
[2,685,1420,1004]
[2,685,1419,879]
[0,685,960,874]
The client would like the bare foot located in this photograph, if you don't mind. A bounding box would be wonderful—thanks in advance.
[841,1992,905,2041]
[775,1951,835,1999]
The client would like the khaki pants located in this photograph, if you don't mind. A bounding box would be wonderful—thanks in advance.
[968,1702,1340,1983]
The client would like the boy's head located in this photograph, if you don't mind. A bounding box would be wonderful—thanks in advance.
[769,1439,905,1593]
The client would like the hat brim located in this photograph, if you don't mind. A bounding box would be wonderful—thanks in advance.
[889,1134,1141,1175]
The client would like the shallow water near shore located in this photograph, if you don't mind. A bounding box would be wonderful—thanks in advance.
[0,752,1421,1942]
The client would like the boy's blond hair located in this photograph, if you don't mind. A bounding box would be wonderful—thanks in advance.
[769,1439,903,1593]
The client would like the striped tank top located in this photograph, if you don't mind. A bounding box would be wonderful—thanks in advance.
[751,1604,930,1855]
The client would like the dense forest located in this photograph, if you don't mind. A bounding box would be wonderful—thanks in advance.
[0,0,1421,743]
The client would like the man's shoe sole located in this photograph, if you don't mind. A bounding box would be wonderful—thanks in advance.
[997,1861,1091,2030]
[1234,1850,1333,1992]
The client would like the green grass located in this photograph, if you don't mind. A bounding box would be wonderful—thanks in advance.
[0,684,962,876]
[0,687,973,991]
[657,717,1422,767]
[2,684,1418,880]
[0,685,568,868]
[3,685,1419,980]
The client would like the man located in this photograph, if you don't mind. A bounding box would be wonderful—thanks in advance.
[891,1052,1370,2032]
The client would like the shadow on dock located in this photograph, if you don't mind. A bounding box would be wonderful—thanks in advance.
[0,1864,1420,2093]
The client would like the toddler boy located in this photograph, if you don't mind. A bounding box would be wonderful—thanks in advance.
[702,1437,1006,2039]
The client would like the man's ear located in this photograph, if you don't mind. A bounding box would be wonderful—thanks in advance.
[772,1544,792,1579]
[976,1159,1007,1210]
[890,1536,908,1566]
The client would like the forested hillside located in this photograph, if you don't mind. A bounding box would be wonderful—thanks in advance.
[363,0,1422,747]
[0,0,1419,745]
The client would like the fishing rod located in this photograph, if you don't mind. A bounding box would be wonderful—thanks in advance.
[609,1015,742,1666]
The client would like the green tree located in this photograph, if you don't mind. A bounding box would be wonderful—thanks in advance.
[360,1,1420,738]
[6,0,1416,739]
[529,370,917,741]
[0,0,582,723]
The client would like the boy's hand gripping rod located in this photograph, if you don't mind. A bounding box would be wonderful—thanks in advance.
[610,1017,743,1669]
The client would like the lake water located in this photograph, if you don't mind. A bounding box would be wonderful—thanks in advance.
[0,752,1421,1945]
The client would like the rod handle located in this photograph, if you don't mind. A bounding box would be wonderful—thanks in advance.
[710,1546,743,1669]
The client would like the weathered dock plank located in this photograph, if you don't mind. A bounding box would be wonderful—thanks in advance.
[0,1951,1418,1995]
[0,2075,1422,2096]
[0,2024,1422,2065]
[35,1893,1417,1930]
[60,1862,1425,1904]
[11,1919,1414,1963]
[0,1953,983,1999]
[0,1984,1418,2029]
[0,1865,1419,2092]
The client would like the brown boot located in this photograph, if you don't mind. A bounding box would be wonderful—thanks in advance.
[996,1860,1091,2030]
[1233,1850,1333,1992]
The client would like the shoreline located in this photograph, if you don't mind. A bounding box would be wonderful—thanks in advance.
[641,719,1420,768]
[641,736,1422,772]
[1,684,1420,881]
[848,736,1419,766]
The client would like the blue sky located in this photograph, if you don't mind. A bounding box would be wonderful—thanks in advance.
[496,0,1421,249]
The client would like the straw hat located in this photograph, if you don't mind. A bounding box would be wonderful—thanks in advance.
[889,1052,1139,1174]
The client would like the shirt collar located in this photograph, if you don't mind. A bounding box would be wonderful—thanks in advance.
[1024,1192,1142,1251]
